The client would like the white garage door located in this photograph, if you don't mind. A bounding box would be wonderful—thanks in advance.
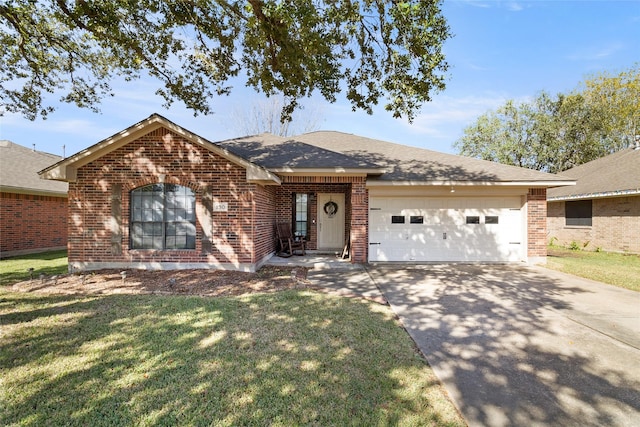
[369,197,525,262]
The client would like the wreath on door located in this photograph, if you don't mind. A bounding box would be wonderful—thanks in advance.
[323,201,338,218]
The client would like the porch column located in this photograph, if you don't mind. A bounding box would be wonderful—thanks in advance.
[527,188,547,264]
[350,179,368,263]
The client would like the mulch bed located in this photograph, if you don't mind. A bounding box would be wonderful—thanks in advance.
[11,266,312,298]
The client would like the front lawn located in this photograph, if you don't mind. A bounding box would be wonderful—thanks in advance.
[546,247,640,292]
[0,289,465,426]
[0,250,68,286]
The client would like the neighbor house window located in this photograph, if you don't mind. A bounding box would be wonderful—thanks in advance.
[293,193,309,238]
[565,200,592,226]
[130,184,196,249]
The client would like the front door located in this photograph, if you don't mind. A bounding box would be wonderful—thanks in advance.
[317,193,345,251]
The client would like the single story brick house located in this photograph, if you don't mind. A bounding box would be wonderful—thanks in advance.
[0,140,68,258]
[547,145,640,253]
[40,114,573,271]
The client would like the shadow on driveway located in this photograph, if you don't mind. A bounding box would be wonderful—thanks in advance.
[369,264,640,427]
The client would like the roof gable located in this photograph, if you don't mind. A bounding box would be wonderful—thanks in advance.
[0,140,68,196]
[39,114,280,185]
[548,147,640,200]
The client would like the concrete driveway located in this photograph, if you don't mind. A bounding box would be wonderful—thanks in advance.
[368,264,640,427]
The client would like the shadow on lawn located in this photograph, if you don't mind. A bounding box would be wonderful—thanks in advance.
[370,264,640,427]
[0,290,463,426]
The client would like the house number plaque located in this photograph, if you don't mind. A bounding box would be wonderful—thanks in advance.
[213,202,228,212]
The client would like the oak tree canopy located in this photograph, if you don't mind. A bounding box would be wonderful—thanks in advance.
[455,64,639,173]
[0,0,450,121]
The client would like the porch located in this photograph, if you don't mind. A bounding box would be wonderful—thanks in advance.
[271,176,368,264]
[265,253,360,270]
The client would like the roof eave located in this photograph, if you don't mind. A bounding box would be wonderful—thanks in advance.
[0,185,68,197]
[269,167,386,176]
[366,180,577,187]
[548,188,640,201]
[246,166,282,185]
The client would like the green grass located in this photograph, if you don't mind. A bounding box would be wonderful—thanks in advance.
[0,250,68,286]
[0,289,464,426]
[546,247,640,292]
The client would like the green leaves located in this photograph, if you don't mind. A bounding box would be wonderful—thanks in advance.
[0,0,450,121]
[455,65,639,173]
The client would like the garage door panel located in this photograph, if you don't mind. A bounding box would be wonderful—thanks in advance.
[369,196,525,262]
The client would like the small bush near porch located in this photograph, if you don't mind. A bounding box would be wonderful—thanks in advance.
[1,288,464,426]
[546,246,640,292]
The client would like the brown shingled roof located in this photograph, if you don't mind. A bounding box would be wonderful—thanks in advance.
[547,147,640,200]
[217,133,384,170]
[294,131,573,184]
[0,140,68,196]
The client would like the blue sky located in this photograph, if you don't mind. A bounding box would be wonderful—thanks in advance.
[1,0,638,158]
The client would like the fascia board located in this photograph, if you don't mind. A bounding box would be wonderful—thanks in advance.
[0,185,68,197]
[269,167,386,176]
[365,180,576,188]
[548,188,640,201]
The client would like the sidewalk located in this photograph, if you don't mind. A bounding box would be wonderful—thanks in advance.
[267,254,386,304]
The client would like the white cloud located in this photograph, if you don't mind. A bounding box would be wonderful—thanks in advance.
[567,42,625,61]
[506,2,525,12]
[457,0,527,11]
[459,0,492,9]
[409,94,508,131]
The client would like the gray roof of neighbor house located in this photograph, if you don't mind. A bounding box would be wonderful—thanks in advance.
[0,140,68,196]
[547,147,640,200]
[294,131,574,184]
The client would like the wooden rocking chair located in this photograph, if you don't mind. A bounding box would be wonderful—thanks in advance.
[275,222,306,257]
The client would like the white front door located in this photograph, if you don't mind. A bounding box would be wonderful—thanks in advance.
[317,193,345,250]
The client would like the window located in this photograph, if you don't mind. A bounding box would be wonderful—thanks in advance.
[566,200,592,226]
[293,193,309,238]
[410,216,424,224]
[485,216,499,224]
[466,216,480,224]
[391,215,405,224]
[130,184,196,249]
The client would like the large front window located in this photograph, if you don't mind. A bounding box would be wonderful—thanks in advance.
[130,184,196,249]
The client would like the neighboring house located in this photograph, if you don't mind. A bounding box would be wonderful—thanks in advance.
[40,114,573,272]
[0,140,68,258]
[547,145,640,253]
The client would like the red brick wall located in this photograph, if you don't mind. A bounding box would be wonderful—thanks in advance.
[253,184,277,264]
[68,127,262,269]
[527,188,547,259]
[0,192,68,257]
[547,196,640,253]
